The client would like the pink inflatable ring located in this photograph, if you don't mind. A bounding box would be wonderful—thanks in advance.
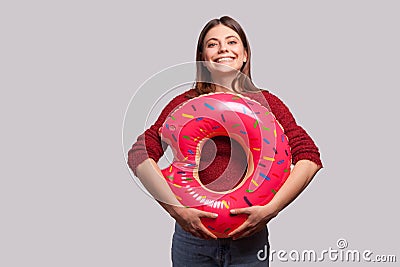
[159,92,291,238]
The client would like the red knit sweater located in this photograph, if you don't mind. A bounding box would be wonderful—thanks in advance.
[127,89,322,191]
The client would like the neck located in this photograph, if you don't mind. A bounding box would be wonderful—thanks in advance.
[211,72,236,92]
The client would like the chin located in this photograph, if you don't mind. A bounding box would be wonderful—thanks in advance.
[208,62,240,74]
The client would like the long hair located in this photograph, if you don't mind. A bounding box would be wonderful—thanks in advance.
[195,16,259,95]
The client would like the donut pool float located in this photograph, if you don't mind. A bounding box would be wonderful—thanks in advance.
[159,92,291,238]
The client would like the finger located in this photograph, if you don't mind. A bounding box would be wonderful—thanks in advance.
[232,229,254,240]
[228,222,248,237]
[198,223,218,239]
[192,227,214,240]
[197,210,219,219]
[187,224,205,239]
[198,230,213,240]
[235,224,266,240]
[230,207,252,215]
[191,230,204,239]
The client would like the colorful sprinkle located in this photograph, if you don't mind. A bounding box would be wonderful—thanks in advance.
[240,130,247,135]
[246,189,254,193]
[263,156,275,161]
[172,134,177,142]
[222,200,229,209]
[260,172,271,181]
[262,126,270,131]
[224,227,231,233]
[263,138,270,144]
[187,149,194,155]
[252,148,260,151]
[277,159,284,165]
[169,166,173,172]
[166,123,169,129]
[258,163,266,167]
[212,126,220,130]
[284,169,289,173]
[171,115,176,120]
[167,175,174,180]
[232,96,240,100]
[281,134,285,143]
[242,107,247,114]
[251,179,259,187]
[253,120,259,128]
[274,129,277,137]
[204,103,215,110]
[185,163,196,167]
[232,123,240,128]
[175,195,182,201]
[191,105,196,111]
[208,225,215,230]
[196,117,203,121]
[177,171,185,174]
[229,196,237,201]
[244,196,253,206]
[273,147,278,154]
[182,113,194,119]
[183,135,190,140]
[172,183,182,188]
[285,149,289,156]
[271,189,277,195]
[221,114,226,122]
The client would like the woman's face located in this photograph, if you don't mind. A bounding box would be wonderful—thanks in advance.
[202,24,247,73]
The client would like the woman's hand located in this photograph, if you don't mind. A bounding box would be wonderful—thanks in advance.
[228,203,279,240]
[170,206,219,240]
[136,159,216,240]
[228,160,321,240]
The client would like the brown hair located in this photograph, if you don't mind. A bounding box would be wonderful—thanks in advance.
[194,16,260,95]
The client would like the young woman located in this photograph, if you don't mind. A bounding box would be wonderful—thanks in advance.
[128,16,322,266]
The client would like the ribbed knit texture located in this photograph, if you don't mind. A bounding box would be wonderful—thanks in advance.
[127,89,322,189]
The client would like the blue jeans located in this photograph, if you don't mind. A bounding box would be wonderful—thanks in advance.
[171,223,270,267]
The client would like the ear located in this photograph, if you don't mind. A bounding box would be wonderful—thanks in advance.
[243,51,248,63]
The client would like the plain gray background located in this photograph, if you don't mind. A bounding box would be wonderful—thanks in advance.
[1,0,399,266]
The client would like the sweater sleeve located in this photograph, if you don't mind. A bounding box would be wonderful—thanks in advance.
[127,90,193,176]
[263,91,323,167]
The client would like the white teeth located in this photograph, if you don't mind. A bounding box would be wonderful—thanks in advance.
[216,57,234,63]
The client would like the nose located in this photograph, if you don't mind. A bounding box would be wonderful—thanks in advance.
[218,43,228,53]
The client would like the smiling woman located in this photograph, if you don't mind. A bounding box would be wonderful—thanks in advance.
[195,16,259,95]
[127,15,322,267]
[202,25,247,74]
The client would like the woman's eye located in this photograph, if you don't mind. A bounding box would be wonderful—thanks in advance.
[228,40,237,45]
[207,43,217,48]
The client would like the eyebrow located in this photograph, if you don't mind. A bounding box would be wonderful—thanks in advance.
[205,35,239,44]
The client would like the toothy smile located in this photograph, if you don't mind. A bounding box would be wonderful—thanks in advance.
[215,57,235,63]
